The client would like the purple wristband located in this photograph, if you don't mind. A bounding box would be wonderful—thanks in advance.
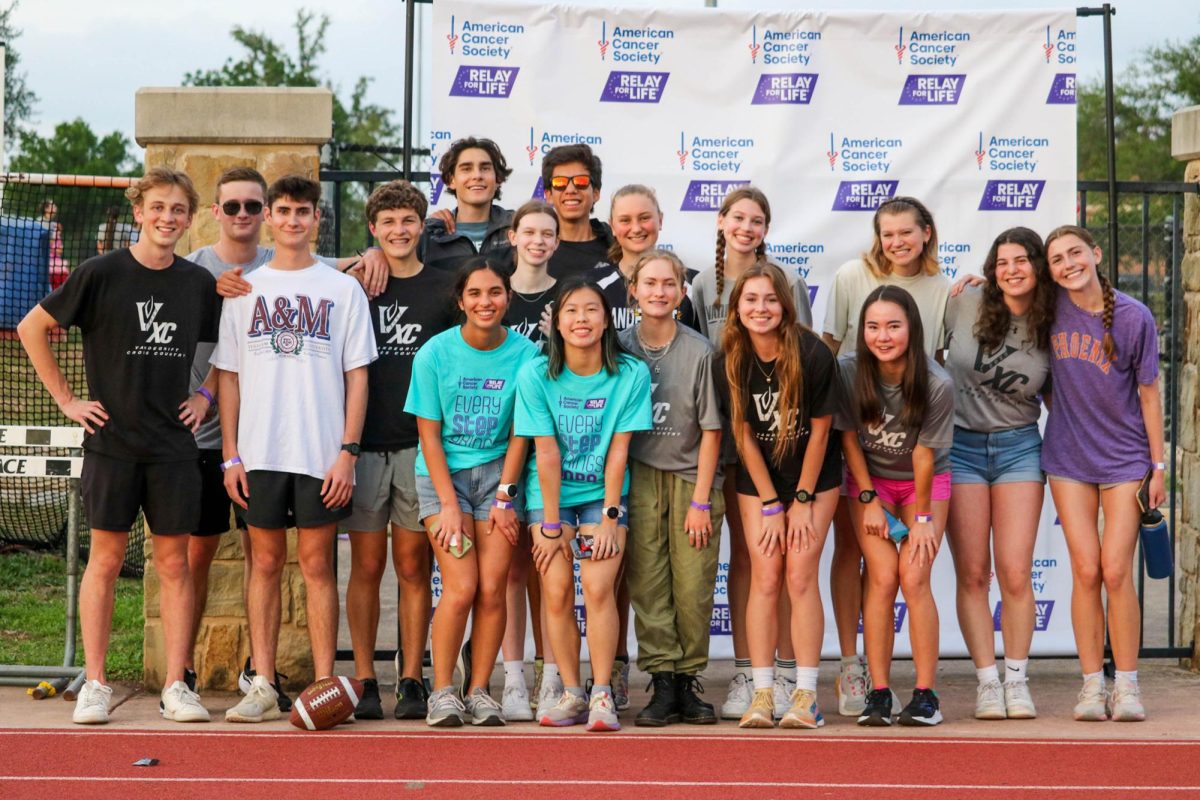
[493,499,514,510]
[219,456,241,473]
[762,503,784,517]
[689,500,711,511]
[196,386,215,407]
[541,521,562,531]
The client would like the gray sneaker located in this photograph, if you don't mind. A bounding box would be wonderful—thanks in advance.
[225,674,281,723]
[161,680,210,723]
[772,672,797,719]
[720,672,752,720]
[464,687,505,726]
[426,687,466,728]
[73,679,113,725]
[1004,679,1037,719]
[975,679,1006,720]
[586,690,621,732]
[538,691,589,727]
[537,672,564,717]
[502,684,534,722]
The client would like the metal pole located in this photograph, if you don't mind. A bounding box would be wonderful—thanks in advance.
[403,0,416,180]
[63,478,80,667]
[0,42,7,171]
[1102,4,1118,278]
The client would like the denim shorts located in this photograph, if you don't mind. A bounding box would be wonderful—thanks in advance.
[950,423,1044,486]
[527,495,630,528]
[415,455,524,523]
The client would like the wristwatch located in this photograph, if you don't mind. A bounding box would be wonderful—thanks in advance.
[497,483,519,500]
[795,489,816,504]
[603,505,622,520]
[341,442,361,457]
[857,489,878,504]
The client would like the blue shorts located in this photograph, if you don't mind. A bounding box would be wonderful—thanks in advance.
[415,455,524,523]
[949,423,1044,486]
[527,495,629,528]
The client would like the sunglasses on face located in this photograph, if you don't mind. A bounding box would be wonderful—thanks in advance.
[549,174,592,192]
[221,200,264,216]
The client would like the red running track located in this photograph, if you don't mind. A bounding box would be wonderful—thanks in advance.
[1,729,1197,800]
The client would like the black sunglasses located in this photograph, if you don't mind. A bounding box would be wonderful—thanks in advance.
[221,200,264,216]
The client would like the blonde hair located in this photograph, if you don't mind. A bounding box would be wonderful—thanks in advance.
[862,196,939,279]
[124,167,200,215]
[608,184,662,266]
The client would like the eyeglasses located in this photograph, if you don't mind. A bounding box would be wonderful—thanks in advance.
[221,200,264,216]
[549,174,592,192]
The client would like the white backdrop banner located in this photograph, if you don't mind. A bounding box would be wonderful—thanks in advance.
[430,1,1078,657]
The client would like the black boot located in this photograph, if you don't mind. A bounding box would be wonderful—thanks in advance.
[676,673,718,724]
[635,672,681,727]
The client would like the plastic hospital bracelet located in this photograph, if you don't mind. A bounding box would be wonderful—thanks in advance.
[689,500,711,511]
[195,387,215,407]
[493,499,514,510]
[1153,462,1166,470]
[219,456,242,473]
[762,504,785,517]
[915,513,933,524]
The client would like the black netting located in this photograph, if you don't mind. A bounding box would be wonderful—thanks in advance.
[0,175,145,577]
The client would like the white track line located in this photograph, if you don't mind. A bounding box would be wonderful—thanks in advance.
[1,729,1197,746]
[2,777,1198,791]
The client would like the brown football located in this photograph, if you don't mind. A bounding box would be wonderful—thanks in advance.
[290,676,362,731]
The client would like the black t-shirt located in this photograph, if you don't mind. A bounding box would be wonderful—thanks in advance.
[505,283,557,348]
[715,328,838,489]
[547,220,615,279]
[363,268,457,451]
[40,249,219,462]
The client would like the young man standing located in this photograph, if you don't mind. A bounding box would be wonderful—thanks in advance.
[18,168,220,724]
[421,136,514,273]
[541,143,616,279]
[345,181,456,720]
[213,175,377,721]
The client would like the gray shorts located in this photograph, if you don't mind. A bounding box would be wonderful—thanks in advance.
[415,454,524,523]
[343,448,422,532]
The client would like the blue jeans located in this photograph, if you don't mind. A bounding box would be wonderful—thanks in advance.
[950,423,1044,485]
[527,495,629,528]
[415,455,524,522]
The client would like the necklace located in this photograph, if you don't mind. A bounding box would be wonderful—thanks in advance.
[514,286,554,305]
[753,354,777,385]
[635,323,677,374]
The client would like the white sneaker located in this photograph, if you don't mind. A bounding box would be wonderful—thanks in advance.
[502,684,534,721]
[1004,679,1037,719]
[974,679,1006,720]
[1073,675,1110,721]
[772,672,797,719]
[537,673,564,717]
[225,674,281,723]
[73,679,113,725]
[836,660,868,716]
[464,687,505,726]
[720,672,752,720]
[1110,680,1146,722]
[161,680,211,723]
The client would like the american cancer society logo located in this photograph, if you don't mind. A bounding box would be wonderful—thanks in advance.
[597,19,674,64]
[1046,25,1076,64]
[675,129,754,211]
[748,24,821,66]
[526,126,604,168]
[446,14,524,59]
[826,132,902,174]
[895,25,970,66]
[974,131,1049,173]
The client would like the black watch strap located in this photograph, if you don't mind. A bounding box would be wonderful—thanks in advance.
[341,442,361,456]
[858,489,877,504]
[795,489,815,504]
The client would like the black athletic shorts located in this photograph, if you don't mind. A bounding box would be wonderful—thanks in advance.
[243,469,351,529]
[195,449,246,537]
[735,434,843,502]
[80,451,201,535]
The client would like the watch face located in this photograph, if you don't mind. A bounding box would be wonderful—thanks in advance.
[796,490,812,503]
[859,490,875,503]
[604,506,620,519]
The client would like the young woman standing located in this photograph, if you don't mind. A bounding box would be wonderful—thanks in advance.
[515,276,652,731]
[1042,225,1165,722]
[405,258,539,726]
[943,227,1054,720]
[689,186,813,719]
[821,196,950,717]
[715,263,841,730]
[618,250,724,726]
[836,286,955,727]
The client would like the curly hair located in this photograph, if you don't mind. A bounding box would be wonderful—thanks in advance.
[365,180,428,226]
[975,227,1056,352]
[1045,224,1116,360]
[438,137,513,201]
[713,186,770,308]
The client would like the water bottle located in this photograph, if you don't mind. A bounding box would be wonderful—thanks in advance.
[884,508,909,543]
[1139,509,1173,580]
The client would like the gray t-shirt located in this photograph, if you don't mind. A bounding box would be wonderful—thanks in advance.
[943,285,1050,432]
[823,258,950,358]
[187,245,335,450]
[690,262,813,348]
[834,354,955,480]
[619,323,723,484]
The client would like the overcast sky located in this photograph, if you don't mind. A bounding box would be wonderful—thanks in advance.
[11,0,1199,156]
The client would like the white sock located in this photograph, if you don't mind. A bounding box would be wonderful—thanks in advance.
[1082,670,1105,687]
[752,667,774,692]
[544,663,559,682]
[504,660,526,690]
[1114,670,1138,687]
[795,666,819,692]
[976,664,999,685]
[1004,658,1028,683]
[774,658,797,682]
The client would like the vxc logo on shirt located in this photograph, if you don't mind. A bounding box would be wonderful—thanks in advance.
[752,389,778,423]
[584,398,607,409]
[866,412,906,449]
[136,296,176,344]
[379,302,421,345]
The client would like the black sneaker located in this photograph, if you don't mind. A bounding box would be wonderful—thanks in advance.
[635,672,680,727]
[898,688,943,726]
[239,657,293,714]
[355,678,383,720]
[676,673,718,725]
[457,638,473,696]
[858,688,894,726]
[394,676,430,720]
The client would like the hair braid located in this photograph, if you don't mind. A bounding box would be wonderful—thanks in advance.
[1097,269,1117,360]
[713,230,726,308]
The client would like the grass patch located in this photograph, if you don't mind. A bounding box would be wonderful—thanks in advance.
[0,549,143,680]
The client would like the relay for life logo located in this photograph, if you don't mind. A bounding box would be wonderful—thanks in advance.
[979,180,1046,211]
[899,74,965,105]
[753,73,818,105]
[600,71,669,103]
[449,66,519,98]
[1047,73,1076,104]
[676,129,754,211]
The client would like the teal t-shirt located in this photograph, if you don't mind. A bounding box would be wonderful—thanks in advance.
[515,353,653,510]
[405,326,539,476]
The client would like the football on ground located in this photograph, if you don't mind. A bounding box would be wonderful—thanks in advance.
[290,676,363,731]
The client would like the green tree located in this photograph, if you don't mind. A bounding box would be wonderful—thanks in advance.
[10,118,140,176]
[184,9,402,253]
[1,1,39,148]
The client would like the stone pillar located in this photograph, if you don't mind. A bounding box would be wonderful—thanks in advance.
[1171,104,1200,668]
[135,87,333,691]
